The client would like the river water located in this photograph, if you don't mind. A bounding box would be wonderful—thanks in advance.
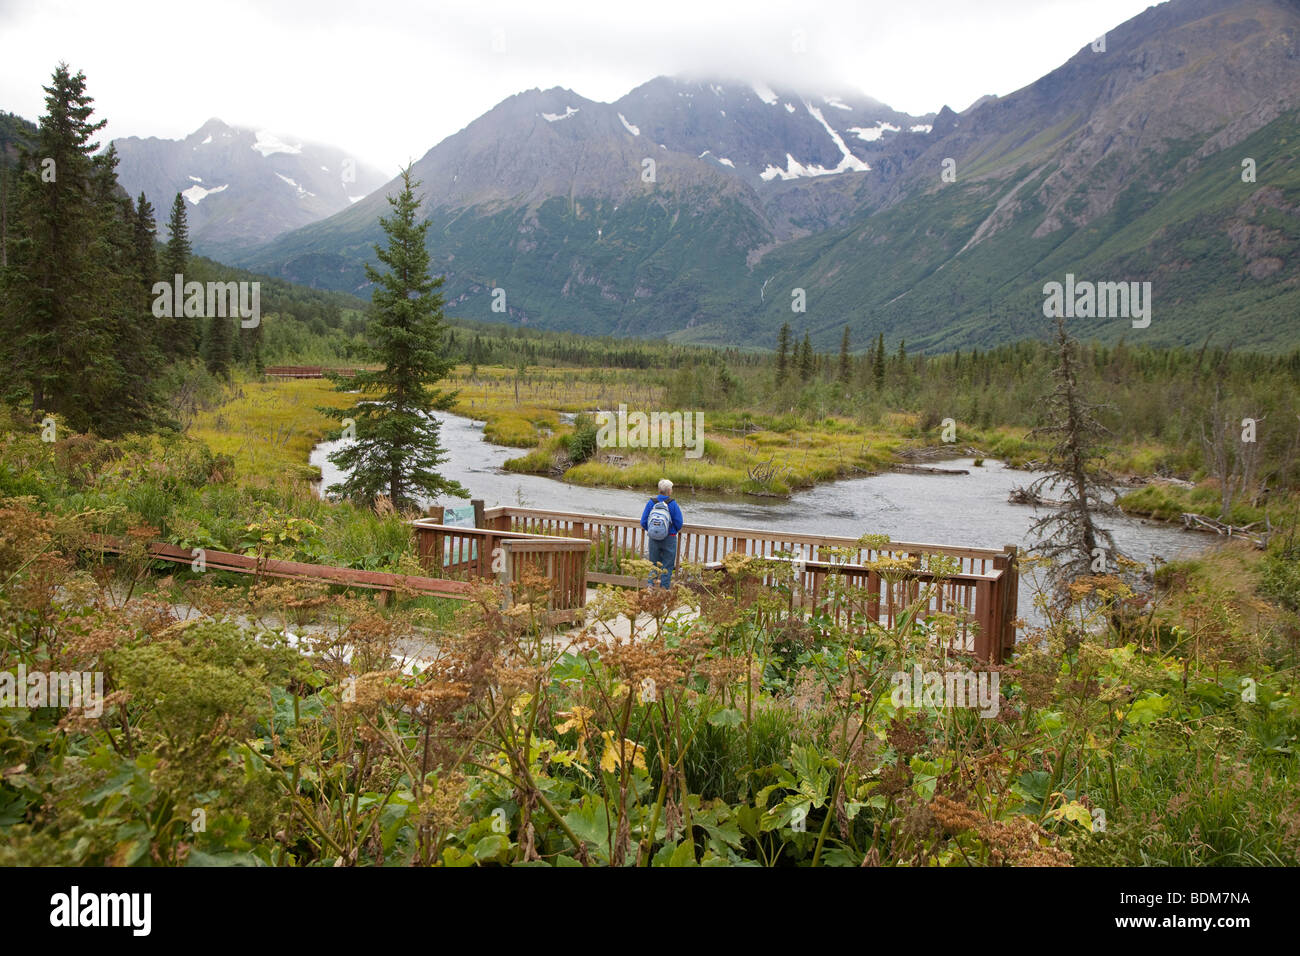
[312,410,1207,581]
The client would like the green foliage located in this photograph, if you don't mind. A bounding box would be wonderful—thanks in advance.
[323,166,467,510]
[1259,548,1300,611]
[0,64,165,436]
[565,412,599,465]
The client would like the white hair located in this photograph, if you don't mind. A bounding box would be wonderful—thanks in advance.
[658,479,673,495]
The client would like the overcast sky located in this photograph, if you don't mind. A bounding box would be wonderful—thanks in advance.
[1,0,1167,174]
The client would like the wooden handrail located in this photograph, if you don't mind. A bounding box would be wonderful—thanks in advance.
[483,505,1007,560]
[482,505,1019,661]
[90,535,471,596]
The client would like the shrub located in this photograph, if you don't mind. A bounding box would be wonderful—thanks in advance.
[565,413,600,465]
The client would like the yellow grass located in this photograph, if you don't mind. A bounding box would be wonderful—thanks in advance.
[188,377,354,482]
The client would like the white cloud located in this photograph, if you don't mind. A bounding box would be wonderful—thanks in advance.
[0,0,1169,175]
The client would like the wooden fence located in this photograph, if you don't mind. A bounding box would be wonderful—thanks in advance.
[482,505,1018,661]
[91,536,471,597]
[408,520,590,621]
[263,366,360,379]
[89,504,1018,660]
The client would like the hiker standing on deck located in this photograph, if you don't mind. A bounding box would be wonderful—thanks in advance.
[640,478,683,588]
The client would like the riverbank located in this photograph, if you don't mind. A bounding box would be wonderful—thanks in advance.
[188,369,1221,509]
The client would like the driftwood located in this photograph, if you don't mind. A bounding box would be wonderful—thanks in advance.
[1180,512,1271,549]
[894,464,969,476]
[1008,485,1063,507]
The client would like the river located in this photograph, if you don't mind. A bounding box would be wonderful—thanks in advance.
[311,410,1208,591]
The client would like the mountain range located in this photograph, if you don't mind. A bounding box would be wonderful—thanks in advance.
[8,0,1300,353]
[110,118,389,260]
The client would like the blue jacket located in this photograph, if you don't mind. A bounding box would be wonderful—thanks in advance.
[640,495,683,536]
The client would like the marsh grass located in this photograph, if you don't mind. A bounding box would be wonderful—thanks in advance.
[188,376,355,482]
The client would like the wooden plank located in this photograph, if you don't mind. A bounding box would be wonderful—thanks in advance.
[90,536,473,596]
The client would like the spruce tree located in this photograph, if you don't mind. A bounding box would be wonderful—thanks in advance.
[775,321,791,386]
[837,326,851,383]
[131,191,156,293]
[2,64,112,429]
[161,192,196,358]
[203,312,233,378]
[324,166,467,510]
[86,146,162,432]
[873,332,886,390]
[1027,317,1125,585]
[798,332,814,381]
[0,67,163,434]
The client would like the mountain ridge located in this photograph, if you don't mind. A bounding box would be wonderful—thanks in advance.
[227,0,1300,351]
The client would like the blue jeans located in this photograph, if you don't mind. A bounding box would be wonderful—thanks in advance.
[648,535,677,588]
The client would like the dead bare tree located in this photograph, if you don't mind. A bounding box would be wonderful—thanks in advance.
[1027,318,1126,585]
[1199,386,1264,520]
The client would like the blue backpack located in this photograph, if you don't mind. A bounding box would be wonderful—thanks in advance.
[646,499,672,541]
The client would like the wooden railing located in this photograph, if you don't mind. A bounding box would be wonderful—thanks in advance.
[482,506,1018,661]
[723,556,1010,661]
[409,520,590,621]
[91,536,472,597]
[263,366,360,379]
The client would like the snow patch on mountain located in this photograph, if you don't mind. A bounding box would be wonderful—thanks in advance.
[188,175,203,182]
[805,102,869,173]
[201,134,212,145]
[751,81,778,105]
[181,183,228,204]
[910,124,933,133]
[252,130,303,157]
[784,103,795,113]
[542,106,579,122]
[276,172,316,198]
[618,112,640,136]
[848,121,901,142]
[824,95,852,111]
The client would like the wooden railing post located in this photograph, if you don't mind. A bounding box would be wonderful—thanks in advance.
[974,579,995,663]
[991,544,1020,663]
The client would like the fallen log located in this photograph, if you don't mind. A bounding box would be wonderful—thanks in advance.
[1008,486,1063,507]
[1179,513,1270,549]
[894,464,970,476]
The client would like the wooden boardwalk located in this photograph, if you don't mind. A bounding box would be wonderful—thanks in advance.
[414,505,1019,662]
[91,504,1019,663]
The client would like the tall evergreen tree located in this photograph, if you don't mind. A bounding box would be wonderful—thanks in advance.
[203,312,234,378]
[837,326,851,384]
[2,64,115,429]
[161,192,196,358]
[131,191,156,294]
[798,332,814,381]
[873,332,886,390]
[85,146,162,432]
[324,166,467,510]
[775,321,792,386]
